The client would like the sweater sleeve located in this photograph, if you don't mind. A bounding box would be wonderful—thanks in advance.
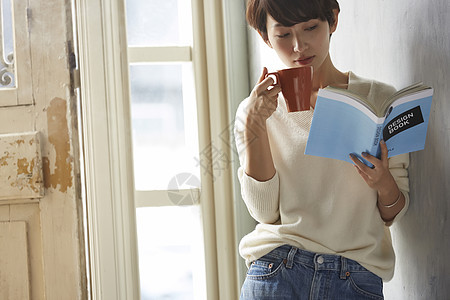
[385,152,410,226]
[234,98,280,224]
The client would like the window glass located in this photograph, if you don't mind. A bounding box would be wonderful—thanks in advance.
[125,0,193,46]
[129,63,200,191]
[136,206,204,300]
[1,0,15,88]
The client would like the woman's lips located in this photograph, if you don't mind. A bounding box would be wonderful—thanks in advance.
[295,56,314,65]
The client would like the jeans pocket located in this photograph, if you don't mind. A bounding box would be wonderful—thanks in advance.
[246,255,285,280]
[348,270,384,299]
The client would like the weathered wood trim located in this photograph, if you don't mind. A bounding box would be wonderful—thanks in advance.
[0,221,30,300]
[0,203,45,299]
[0,131,43,201]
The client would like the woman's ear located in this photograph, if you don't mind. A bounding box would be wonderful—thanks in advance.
[258,30,273,48]
[330,8,339,34]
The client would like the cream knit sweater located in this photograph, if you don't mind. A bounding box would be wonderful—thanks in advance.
[234,72,409,281]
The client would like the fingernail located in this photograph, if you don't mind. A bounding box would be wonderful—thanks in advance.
[380,140,385,144]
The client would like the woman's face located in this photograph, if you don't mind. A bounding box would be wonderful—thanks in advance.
[265,13,337,71]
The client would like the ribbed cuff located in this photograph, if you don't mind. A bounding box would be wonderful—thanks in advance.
[385,190,409,226]
[238,167,280,222]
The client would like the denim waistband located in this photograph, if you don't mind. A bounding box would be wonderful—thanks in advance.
[264,245,371,279]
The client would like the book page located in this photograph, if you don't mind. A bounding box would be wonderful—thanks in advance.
[380,83,431,114]
[323,87,379,116]
[382,89,433,157]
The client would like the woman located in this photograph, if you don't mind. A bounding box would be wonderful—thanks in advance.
[235,0,410,299]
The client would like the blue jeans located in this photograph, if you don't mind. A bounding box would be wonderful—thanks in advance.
[240,245,384,300]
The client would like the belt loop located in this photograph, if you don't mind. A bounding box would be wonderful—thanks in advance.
[340,256,348,279]
[286,247,297,269]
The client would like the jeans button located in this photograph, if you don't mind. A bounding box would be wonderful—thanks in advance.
[317,256,324,264]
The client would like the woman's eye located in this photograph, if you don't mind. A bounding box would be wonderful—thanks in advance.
[306,25,318,31]
[276,33,290,38]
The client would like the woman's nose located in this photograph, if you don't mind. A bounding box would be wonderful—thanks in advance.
[293,35,307,53]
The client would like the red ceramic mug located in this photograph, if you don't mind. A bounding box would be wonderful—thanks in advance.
[266,66,313,112]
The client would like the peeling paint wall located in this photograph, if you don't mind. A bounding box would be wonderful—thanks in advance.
[43,97,73,193]
[0,0,86,298]
[0,132,44,200]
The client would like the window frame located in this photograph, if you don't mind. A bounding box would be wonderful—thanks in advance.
[75,0,140,298]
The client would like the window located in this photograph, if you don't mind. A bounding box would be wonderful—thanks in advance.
[77,0,243,298]
[124,0,205,298]
[0,0,33,106]
[0,0,15,88]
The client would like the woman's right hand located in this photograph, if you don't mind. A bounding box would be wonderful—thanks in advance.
[243,67,280,181]
[245,67,281,131]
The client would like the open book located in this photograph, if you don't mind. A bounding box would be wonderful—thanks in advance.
[304,82,433,165]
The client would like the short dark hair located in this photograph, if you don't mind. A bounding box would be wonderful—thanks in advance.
[246,0,340,41]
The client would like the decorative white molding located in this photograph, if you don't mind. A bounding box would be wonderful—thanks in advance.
[75,0,140,299]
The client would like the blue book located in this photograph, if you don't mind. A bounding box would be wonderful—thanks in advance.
[305,83,433,165]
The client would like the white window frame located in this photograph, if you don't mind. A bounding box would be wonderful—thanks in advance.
[75,0,140,298]
[75,0,252,299]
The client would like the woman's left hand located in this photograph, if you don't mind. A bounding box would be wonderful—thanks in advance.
[349,140,397,193]
[350,140,405,222]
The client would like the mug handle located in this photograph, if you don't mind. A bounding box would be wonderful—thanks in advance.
[265,72,280,86]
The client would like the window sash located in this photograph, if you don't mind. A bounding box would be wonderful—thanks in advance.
[127,46,198,206]
[135,189,200,207]
[128,46,192,63]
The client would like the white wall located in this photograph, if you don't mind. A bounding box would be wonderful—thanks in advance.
[332,1,450,299]
[248,1,450,298]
